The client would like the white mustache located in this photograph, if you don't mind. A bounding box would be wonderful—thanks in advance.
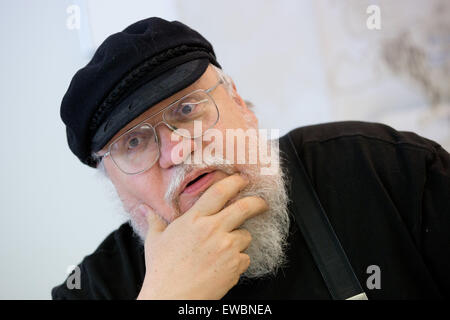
[164,155,237,206]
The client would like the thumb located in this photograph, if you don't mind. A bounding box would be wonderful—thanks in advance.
[136,204,167,238]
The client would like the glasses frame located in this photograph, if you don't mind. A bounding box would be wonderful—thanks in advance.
[98,78,224,175]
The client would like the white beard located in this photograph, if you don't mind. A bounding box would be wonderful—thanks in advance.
[98,140,291,280]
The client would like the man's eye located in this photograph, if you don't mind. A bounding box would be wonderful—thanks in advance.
[127,137,141,149]
[176,102,197,117]
[181,104,194,115]
[174,99,208,119]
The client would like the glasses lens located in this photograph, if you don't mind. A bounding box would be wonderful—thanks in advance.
[164,91,219,138]
[110,124,159,174]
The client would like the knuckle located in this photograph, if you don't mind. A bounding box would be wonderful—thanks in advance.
[244,230,252,242]
[236,229,252,243]
[220,236,233,251]
[242,254,251,269]
[230,254,241,272]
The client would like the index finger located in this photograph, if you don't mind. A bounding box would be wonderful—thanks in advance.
[187,174,249,217]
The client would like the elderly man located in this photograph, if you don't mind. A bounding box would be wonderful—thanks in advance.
[52,17,450,300]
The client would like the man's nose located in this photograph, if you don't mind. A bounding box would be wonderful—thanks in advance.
[156,124,199,169]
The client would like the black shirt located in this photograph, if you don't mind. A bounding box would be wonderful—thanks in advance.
[52,121,450,299]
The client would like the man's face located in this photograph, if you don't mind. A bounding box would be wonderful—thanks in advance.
[101,65,258,227]
[99,65,290,279]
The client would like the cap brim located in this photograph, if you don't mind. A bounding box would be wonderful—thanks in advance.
[91,58,210,152]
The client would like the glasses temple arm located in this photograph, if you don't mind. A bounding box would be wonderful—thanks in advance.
[205,78,224,94]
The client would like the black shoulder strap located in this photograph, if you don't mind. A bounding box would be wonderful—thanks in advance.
[281,133,367,300]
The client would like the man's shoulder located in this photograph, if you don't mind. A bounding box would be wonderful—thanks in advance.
[280,122,450,299]
[51,223,145,300]
[279,120,444,188]
[283,121,440,154]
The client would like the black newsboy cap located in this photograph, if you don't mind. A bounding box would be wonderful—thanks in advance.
[60,17,221,168]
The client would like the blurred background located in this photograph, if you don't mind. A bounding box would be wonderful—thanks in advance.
[0,0,448,299]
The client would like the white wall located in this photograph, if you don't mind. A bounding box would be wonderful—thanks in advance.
[0,0,123,299]
[0,0,448,299]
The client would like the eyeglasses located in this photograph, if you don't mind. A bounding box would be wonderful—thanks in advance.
[98,79,223,175]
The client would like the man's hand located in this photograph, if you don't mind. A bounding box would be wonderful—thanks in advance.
[136,174,268,300]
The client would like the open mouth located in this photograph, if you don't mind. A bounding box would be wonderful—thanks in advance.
[181,170,216,195]
[186,172,209,187]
